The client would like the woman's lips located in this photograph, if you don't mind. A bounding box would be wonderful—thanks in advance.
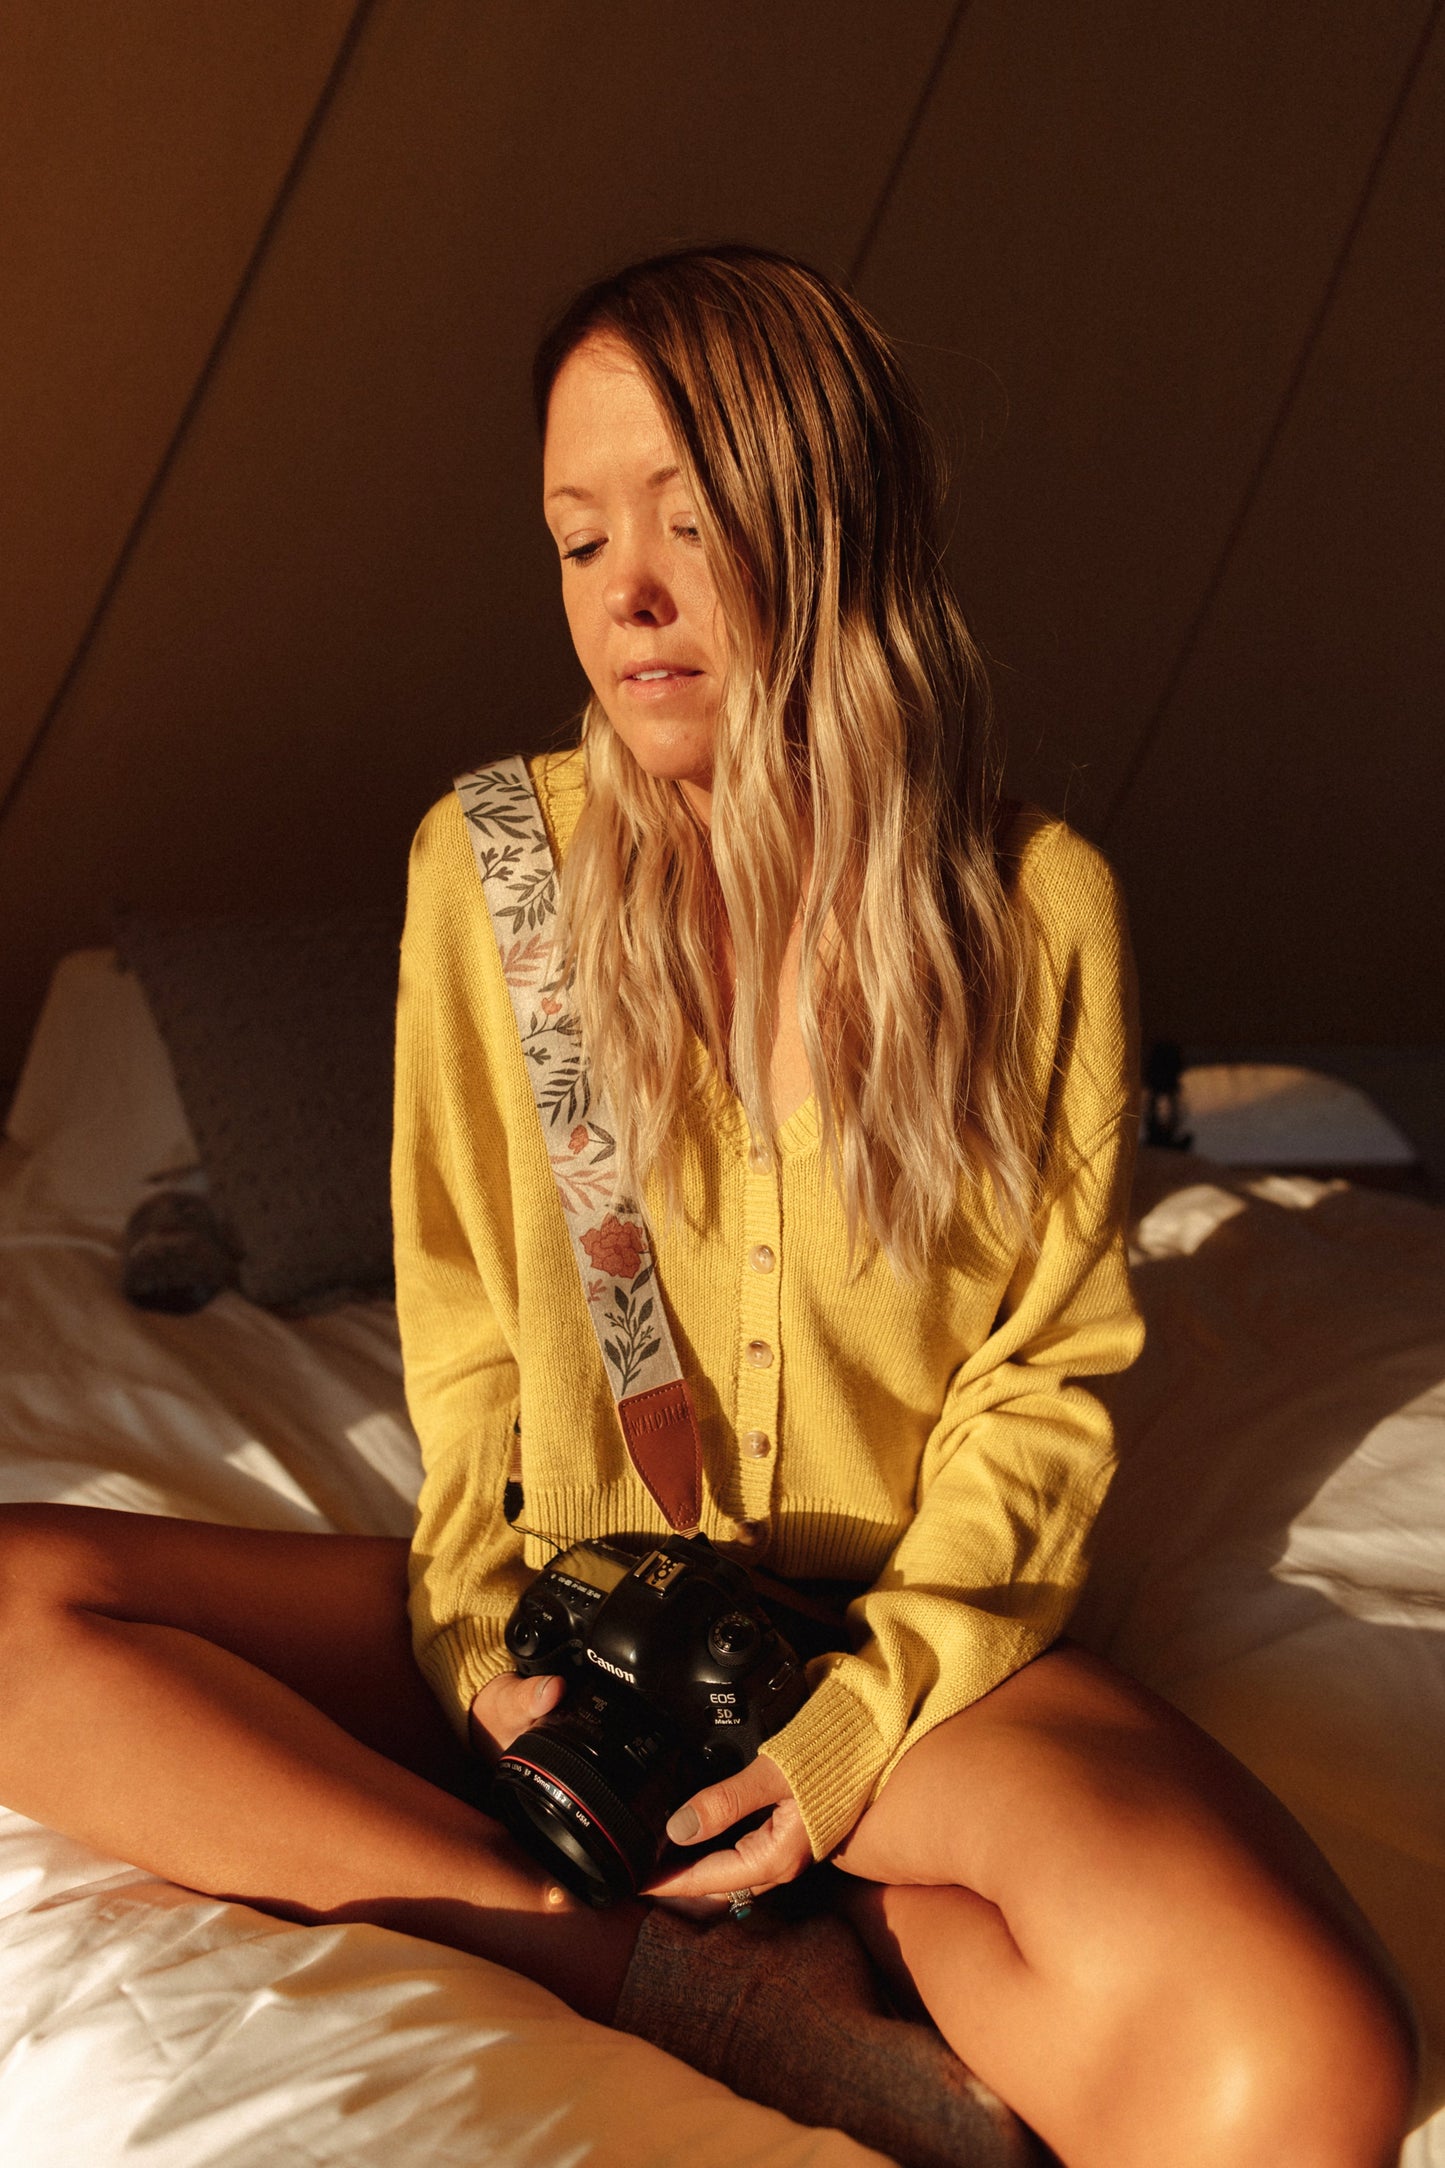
[619,667,703,701]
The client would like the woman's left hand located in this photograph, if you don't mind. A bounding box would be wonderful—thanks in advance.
[641,1752,812,1913]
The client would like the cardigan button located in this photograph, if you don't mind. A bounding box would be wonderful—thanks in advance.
[749,1244,776,1272]
[743,1429,771,1457]
[745,1339,774,1368]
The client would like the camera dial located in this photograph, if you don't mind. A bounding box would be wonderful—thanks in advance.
[707,1611,762,1665]
[508,1597,572,1661]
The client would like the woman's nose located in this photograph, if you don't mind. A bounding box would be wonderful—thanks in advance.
[603,552,677,627]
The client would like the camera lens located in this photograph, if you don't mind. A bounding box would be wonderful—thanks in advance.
[493,1724,668,1905]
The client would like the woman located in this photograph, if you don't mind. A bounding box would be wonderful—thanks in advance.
[0,246,1414,2168]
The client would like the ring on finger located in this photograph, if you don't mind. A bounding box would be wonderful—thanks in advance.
[723,1887,756,1921]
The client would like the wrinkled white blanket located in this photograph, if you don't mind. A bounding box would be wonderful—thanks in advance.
[0,1143,1442,2162]
[0,1188,884,2166]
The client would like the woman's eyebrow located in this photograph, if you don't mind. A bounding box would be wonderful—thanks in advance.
[545,465,682,504]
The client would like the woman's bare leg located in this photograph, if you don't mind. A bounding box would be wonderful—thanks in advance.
[832,1645,1415,2168]
[0,1504,641,2022]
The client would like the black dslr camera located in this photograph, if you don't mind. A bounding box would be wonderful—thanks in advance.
[492,1532,809,1905]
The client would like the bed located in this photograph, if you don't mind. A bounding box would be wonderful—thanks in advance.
[2,946,1443,2164]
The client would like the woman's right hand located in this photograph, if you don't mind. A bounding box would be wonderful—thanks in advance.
[468,1670,565,1762]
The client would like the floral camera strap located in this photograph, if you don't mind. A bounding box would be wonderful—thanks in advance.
[453,757,703,1534]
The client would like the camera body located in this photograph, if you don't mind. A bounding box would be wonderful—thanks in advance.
[492,1531,809,1904]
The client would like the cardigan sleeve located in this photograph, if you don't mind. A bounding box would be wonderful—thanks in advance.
[393,799,531,1742]
[762,828,1145,1858]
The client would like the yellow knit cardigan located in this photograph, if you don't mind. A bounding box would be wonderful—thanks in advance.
[395,743,1144,1858]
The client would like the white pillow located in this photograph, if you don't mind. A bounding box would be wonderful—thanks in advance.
[4,949,198,1235]
[1180,1063,1415,1168]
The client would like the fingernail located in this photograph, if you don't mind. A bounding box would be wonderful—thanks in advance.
[532,1676,555,1709]
[666,1805,700,1843]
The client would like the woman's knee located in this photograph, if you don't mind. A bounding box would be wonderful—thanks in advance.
[1172,1946,1416,2168]
[1036,1772,1416,2163]
[0,1503,115,1625]
[1001,1860,1414,2168]
[835,1652,1416,2164]
[1033,1795,1417,2167]
[0,1506,125,1722]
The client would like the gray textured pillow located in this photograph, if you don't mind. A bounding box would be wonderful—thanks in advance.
[115,905,401,1309]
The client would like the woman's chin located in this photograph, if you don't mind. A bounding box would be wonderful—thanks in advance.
[603,714,715,793]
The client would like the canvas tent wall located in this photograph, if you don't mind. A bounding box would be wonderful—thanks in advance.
[2,0,1441,1092]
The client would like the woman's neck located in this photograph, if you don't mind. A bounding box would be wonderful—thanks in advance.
[704,896,814,1130]
[686,792,817,1127]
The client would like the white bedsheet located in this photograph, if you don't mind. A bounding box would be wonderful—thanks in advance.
[0,1819,875,2168]
[0,1169,882,2167]
[1,1143,1442,2161]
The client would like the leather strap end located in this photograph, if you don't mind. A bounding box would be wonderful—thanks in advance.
[618,1378,704,1534]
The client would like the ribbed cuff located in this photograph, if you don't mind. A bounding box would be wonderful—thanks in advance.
[413,1614,514,1747]
[761,1669,891,1859]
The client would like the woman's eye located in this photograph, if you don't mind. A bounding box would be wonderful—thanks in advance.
[675,523,700,542]
[562,541,603,564]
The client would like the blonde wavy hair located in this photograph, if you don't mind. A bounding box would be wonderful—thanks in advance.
[533,244,1035,1282]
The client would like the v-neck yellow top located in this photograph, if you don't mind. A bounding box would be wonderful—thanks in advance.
[395,743,1144,1857]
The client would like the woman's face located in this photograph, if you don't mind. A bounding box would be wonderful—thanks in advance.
[543,336,726,820]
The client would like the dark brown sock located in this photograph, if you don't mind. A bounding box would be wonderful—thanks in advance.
[613,1903,1035,2168]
